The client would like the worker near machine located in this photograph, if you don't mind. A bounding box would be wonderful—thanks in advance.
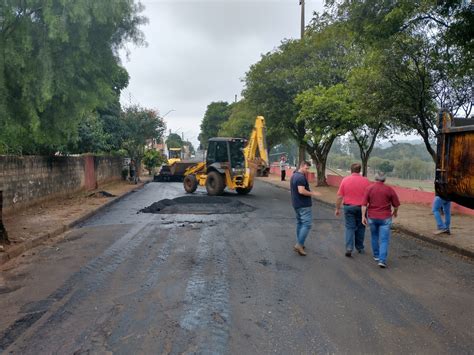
[432,195,451,235]
[335,163,371,257]
[362,172,400,268]
[290,160,321,256]
[279,155,288,181]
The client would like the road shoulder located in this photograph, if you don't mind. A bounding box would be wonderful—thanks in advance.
[257,175,474,259]
[0,177,151,265]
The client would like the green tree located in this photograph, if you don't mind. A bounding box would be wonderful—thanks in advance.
[120,105,166,167]
[66,113,111,154]
[199,102,232,148]
[219,100,258,140]
[166,133,184,149]
[378,160,395,174]
[393,158,434,180]
[96,66,131,152]
[295,84,349,185]
[143,149,165,175]
[244,22,353,169]
[0,1,147,154]
[328,0,473,162]
[345,59,398,176]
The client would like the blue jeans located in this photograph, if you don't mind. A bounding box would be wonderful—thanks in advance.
[343,205,365,252]
[295,206,312,246]
[432,196,451,231]
[369,218,392,263]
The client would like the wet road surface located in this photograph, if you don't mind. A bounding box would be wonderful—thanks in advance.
[0,181,473,354]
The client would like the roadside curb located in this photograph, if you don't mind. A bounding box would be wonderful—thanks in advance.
[393,225,474,259]
[258,178,473,260]
[0,181,150,266]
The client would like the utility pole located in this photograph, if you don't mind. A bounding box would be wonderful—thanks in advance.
[298,0,306,167]
[300,0,305,39]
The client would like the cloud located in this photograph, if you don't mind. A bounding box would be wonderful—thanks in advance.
[121,0,325,148]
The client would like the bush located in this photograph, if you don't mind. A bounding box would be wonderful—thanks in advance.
[143,149,165,175]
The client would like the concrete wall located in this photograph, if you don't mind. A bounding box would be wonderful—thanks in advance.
[0,155,123,213]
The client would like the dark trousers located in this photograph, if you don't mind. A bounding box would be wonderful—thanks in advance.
[281,170,286,181]
[343,205,365,252]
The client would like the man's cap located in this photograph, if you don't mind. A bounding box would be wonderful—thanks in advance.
[375,172,386,182]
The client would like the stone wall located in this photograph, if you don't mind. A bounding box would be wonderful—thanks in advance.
[0,155,123,213]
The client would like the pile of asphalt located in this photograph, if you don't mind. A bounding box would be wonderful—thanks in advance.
[140,195,255,215]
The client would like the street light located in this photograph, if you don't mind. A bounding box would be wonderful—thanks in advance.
[161,109,175,119]
[299,0,305,39]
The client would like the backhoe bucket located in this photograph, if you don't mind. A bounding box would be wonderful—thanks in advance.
[154,161,198,182]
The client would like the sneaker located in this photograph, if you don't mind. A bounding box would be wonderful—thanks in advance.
[345,250,352,257]
[373,257,379,261]
[378,261,387,268]
[433,229,449,235]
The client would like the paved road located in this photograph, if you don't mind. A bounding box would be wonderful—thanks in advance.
[0,181,472,354]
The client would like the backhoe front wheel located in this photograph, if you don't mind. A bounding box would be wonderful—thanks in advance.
[183,174,198,193]
[205,171,225,196]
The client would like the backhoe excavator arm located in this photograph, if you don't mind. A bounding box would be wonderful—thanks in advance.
[244,116,269,176]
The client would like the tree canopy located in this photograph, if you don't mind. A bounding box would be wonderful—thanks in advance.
[0,0,147,154]
[120,105,166,162]
[198,102,232,149]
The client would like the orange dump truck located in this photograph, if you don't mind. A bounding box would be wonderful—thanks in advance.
[435,109,474,209]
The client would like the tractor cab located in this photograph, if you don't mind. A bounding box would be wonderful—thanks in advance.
[167,147,182,165]
[206,138,246,174]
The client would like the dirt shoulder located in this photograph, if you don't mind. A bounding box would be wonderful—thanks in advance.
[259,174,474,258]
[0,176,152,265]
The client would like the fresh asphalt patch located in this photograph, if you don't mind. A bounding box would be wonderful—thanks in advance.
[139,195,256,215]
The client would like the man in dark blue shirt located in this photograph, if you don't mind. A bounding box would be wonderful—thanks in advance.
[290,160,320,256]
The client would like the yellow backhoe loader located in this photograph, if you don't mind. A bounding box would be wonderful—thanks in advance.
[183,116,269,195]
[154,147,196,182]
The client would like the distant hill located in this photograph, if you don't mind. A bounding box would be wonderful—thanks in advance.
[371,142,434,162]
[374,138,424,149]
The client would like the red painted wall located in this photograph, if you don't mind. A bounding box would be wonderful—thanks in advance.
[270,165,315,182]
[84,156,97,190]
[325,174,474,216]
[269,169,473,216]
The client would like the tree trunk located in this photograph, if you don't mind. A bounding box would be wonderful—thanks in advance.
[0,191,10,245]
[419,130,437,163]
[361,154,369,177]
[309,152,328,186]
[298,143,306,167]
[316,158,328,186]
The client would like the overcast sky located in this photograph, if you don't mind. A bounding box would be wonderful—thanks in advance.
[120,0,325,148]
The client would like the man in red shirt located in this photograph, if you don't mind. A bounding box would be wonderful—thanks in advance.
[362,172,400,268]
[335,163,371,257]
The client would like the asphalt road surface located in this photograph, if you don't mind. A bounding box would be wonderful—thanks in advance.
[0,181,472,354]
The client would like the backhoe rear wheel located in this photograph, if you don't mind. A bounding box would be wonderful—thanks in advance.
[183,174,198,193]
[205,171,225,196]
[236,185,253,195]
